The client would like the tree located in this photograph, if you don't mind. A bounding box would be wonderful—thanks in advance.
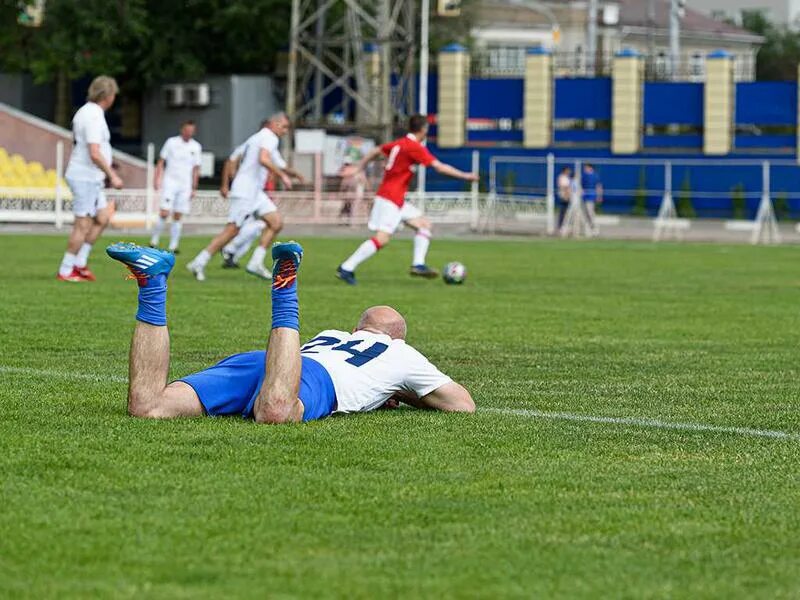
[741,10,800,81]
[0,0,292,124]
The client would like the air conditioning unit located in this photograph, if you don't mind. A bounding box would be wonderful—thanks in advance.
[163,84,185,108]
[437,0,461,17]
[184,83,211,107]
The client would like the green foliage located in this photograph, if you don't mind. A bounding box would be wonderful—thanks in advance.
[0,0,291,90]
[3,235,800,597]
[677,173,696,218]
[631,167,648,216]
[731,183,747,219]
[501,169,516,194]
[741,10,800,80]
[774,192,790,220]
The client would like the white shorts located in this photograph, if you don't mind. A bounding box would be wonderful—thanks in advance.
[253,191,278,218]
[227,195,254,228]
[367,196,422,234]
[159,184,191,214]
[67,177,107,218]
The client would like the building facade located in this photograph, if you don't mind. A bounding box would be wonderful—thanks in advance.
[470,0,764,81]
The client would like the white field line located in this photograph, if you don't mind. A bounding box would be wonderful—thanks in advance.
[485,407,800,441]
[0,366,127,384]
[3,365,798,440]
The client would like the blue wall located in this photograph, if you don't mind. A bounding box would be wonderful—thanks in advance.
[423,75,797,154]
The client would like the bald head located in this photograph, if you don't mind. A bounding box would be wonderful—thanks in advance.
[356,306,407,340]
[266,111,291,137]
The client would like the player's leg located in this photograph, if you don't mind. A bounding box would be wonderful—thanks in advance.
[58,216,92,281]
[106,242,203,418]
[584,200,598,235]
[169,212,183,253]
[253,242,305,423]
[187,196,248,280]
[404,210,438,278]
[246,212,283,280]
[337,198,399,284]
[226,219,265,267]
[150,206,170,247]
[187,223,239,280]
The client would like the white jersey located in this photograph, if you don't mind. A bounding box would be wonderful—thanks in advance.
[159,136,202,189]
[65,102,112,182]
[301,329,452,414]
[230,139,286,170]
[229,128,282,201]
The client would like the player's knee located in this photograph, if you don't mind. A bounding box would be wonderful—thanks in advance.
[173,213,183,221]
[269,215,283,232]
[128,392,165,419]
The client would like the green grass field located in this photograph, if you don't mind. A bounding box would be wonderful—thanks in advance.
[2,234,800,598]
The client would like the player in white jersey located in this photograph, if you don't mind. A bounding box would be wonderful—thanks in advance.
[107,240,474,423]
[57,76,124,282]
[150,120,202,253]
[186,113,303,281]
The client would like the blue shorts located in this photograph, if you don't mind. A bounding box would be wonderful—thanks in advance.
[179,351,337,422]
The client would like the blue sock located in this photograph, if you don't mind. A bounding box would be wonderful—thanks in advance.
[136,274,167,326]
[271,265,299,331]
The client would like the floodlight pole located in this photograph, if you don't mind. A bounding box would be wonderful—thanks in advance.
[417,0,430,197]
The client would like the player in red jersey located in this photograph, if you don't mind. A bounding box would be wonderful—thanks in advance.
[336,114,478,285]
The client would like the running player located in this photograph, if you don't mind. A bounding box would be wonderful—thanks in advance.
[186,113,302,281]
[149,120,202,253]
[105,240,475,422]
[336,114,478,285]
[56,75,123,282]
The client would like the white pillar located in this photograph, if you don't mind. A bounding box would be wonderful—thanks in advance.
[417,0,430,196]
[546,153,555,234]
[145,143,155,229]
[471,150,480,230]
[55,141,64,229]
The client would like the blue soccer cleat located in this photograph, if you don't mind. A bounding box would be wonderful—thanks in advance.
[271,241,303,289]
[409,264,439,279]
[106,242,175,279]
[336,265,357,285]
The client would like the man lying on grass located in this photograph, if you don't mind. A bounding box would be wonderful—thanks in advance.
[106,241,475,422]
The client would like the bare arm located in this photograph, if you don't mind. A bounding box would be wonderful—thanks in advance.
[259,148,292,189]
[431,160,478,183]
[220,157,239,198]
[191,165,200,197]
[397,382,475,413]
[89,143,122,188]
[354,147,386,173]
[154,158,165,191]
[282,165,306,184]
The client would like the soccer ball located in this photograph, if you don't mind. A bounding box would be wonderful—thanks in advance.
[442,262,467,285]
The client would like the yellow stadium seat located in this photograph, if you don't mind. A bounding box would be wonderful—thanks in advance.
[10,154,26,167]
[0,147,8,161]
[27,161,45,175]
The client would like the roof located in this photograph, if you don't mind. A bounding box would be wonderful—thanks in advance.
[615,0,763,43]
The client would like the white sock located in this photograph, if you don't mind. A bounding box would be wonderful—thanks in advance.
[193,249,211,268]
[341,239,379,272]
[412,229,431,267]
[150,216,166,246]
[59,252,76,277]
[169,221,182,250]
[248,245,267,270]
[75,243,93,268]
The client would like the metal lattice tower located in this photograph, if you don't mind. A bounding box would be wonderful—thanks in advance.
[286,0,417,140]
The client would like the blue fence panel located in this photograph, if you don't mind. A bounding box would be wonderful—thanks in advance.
[644,82,704,126]
[468,130,524,143]
[642,134,703,149]
[553,130,611,143]
[735,134,795,149]
[554,78,612,120]
[736,82,796,125]
[468,79,523,119]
